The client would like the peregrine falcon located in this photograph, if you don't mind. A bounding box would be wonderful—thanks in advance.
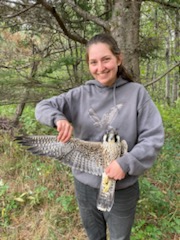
[15,128,128,212]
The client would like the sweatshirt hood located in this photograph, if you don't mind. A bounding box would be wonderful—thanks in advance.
[85,77,129,107]
[85,76,129,89]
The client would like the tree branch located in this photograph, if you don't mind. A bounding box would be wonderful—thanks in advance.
[143,0,180,9]
[37,0,87,44]
[145,62,180,87]
[65,0,109,30]
[0,64,31,70]
[4,2,39,19]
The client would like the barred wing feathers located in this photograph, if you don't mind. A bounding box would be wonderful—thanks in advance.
[15,135,104,176]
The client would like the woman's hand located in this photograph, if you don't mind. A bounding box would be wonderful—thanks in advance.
[105,160,126,180]
[56,119,73,142]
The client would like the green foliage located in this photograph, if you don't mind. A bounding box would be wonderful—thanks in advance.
[56,195,77,213]
[19,104,57,135]
[0,180,9,197]
[0,105,16,117]
[131,102,180,240]
[158,99,180,137]
[0,179,21,227]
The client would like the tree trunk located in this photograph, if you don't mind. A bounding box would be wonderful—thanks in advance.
[165,36,170,105]
[110,0,142,82]
[172,9,180,103]
[12,89,29,127]
[12,40,40,127]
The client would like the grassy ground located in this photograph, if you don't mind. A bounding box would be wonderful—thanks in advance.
[0,103,179,239]
[0,131,87,240]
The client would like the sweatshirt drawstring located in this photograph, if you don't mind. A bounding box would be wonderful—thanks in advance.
[113,85,116,107]
[113,81,120,112]
[113,81,117,107]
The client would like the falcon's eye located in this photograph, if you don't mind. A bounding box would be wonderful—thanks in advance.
[115,135,120,142]
[103,134,108,142]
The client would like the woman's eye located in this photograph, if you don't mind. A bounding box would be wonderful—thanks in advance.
[89,61,97,65]
[103,58,110,62]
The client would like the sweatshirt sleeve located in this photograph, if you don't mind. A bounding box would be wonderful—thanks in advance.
[35,93,72,127]
[117,91,164,176]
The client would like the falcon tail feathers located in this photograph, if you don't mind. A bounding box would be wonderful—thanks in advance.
[97,172,116,212]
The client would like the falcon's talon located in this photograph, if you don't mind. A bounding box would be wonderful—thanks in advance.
[103,174,109,184]
[103,181,111,193]
[102,173,111,192]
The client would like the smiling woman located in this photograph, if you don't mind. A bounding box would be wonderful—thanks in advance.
[35,33,164,240]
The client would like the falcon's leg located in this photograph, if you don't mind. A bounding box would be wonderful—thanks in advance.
[97,172,116,212]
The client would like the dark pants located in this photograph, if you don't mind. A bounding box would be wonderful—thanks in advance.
[74,178,139,240]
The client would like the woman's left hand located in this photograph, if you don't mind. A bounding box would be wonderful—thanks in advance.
[105,160,126,180]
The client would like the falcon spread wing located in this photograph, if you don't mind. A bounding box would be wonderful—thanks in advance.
[15,128,128,212]
[15,135,105,176]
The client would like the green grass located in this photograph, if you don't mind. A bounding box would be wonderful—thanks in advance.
[0,102,179,239]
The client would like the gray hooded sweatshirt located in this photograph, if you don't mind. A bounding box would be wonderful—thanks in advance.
[35,77,164,189]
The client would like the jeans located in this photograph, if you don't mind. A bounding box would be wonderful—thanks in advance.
[74,178,139,240]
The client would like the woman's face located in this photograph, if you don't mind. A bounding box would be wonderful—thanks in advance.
[88,43,122,86]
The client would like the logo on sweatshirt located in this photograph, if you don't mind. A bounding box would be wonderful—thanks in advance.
[89,104,123,129]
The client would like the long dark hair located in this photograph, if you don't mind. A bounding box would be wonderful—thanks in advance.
[86,33,134,82]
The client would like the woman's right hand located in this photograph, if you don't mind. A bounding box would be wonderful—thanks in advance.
[56,119,73,142]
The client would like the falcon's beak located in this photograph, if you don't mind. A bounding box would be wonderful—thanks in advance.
[108,132,116,142]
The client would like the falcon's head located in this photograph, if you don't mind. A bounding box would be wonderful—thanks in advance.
[103,128,120,143]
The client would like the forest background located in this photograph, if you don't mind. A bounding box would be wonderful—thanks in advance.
[0,0,179,239]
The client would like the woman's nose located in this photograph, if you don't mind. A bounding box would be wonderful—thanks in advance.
[97,62,105,72]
